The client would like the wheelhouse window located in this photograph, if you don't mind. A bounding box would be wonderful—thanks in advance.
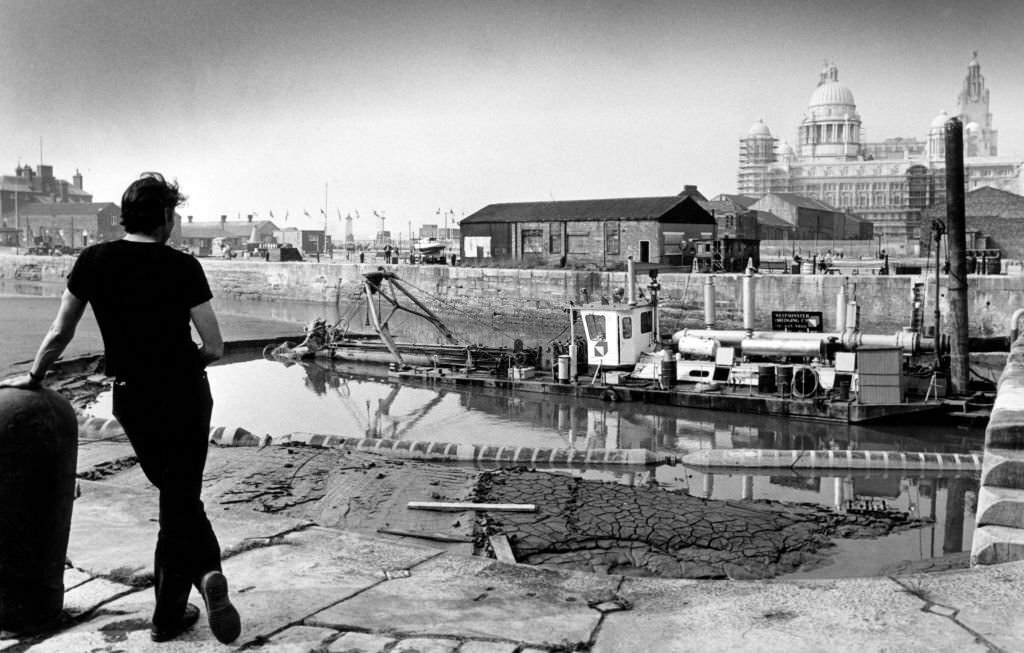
[640,310,652,333]
[621,316,632,339]
[584,313,607,341]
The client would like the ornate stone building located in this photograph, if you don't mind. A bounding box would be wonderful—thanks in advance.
[737,54,1022,251]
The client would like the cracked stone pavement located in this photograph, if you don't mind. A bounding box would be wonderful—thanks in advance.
[2,440,1023,652]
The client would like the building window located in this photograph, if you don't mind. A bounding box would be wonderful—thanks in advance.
[549,224,562,254]
[521,229,544,254]
[640,310,652,334]
[567,233,588,254]
[604,222,620,256]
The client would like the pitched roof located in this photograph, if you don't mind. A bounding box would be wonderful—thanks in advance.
[923,185,1024,219]
[10,202,118,217]
[766,193,841,212]
[181,220,279,239]
[462,196,714,224]
[753,211,794,228]
[712,193,759,209]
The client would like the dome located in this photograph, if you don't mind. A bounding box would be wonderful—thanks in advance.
[748,119,772,137]
[778,139,795,156]
[930,111,949,129]
[809,81,855,108]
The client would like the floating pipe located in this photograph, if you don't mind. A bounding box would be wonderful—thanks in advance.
[704,276,716,329]
[1012,308,1024,343]
[672,328,934,355]
[682,448,983,471]
[76,414,269,446]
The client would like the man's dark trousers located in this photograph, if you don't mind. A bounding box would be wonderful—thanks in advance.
[112,372,222,630]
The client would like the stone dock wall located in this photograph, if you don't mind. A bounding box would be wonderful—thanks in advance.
[4,254,1023,336]
[972,333,1024,565]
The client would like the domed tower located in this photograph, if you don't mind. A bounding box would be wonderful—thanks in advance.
[737,119,779,194]
[957,51,997,156]
[798,62,862,160]
[927,110,949,161]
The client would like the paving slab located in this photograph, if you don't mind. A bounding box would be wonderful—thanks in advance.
[458,640,521,653]
[325,631,397,652]
[390,637,461,652]
[214,526,441,644]
[24,589,224,653]
[592,575,990,653]
[63,577,139,618]
[67,479,312,582]
[310,553,620,648]
[895,560,1024,653]
[247,624,339,651]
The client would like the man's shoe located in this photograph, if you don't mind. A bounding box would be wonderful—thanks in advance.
[200,571,241,644]
[150,603,200,642]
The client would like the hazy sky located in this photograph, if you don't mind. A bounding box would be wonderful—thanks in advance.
[3,0,1023,240]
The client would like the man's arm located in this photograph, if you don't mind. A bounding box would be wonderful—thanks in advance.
[0,289,87,389]
[190,301,224,367]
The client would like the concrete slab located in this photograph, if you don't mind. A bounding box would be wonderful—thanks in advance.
[310,553,620,648]
[592,575,989,653]
[390,637,460,652]
[896,560,1024,653]
[213,527,441,643]
[24,590,224,653]
[67,479,312,582]
[63,578,138,618]
[325,631,397,652]
[247,624,338,651]
[74,440,136,478]
[63,567,93,590]
[458,640,521,653]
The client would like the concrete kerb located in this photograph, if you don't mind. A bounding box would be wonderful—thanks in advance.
[972,334,1024,565]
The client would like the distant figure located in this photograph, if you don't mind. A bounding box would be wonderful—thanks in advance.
[0,173,241,645]
[359,251,365,263]
[451,253,457,266]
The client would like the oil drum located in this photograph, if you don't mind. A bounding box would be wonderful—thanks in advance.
[659,358,677,388]
[0,387,78,634]
[757,365,776,393]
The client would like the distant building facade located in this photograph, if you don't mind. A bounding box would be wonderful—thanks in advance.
[921,186,1024,262]
[737,54,1023,250]
[180,216,278,256]
[0,164,95,249]
[460,195,716,267]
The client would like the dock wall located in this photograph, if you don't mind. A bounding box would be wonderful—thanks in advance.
[2,254,1022,335]
[972,334,1024,565]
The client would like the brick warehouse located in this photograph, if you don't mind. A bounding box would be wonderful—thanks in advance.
[459,195,716,268]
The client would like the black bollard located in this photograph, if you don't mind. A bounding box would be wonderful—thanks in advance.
[0,387,78,634]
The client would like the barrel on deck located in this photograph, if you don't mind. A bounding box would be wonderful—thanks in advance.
[659,359,677,388]
[556,355,570,384]
[0,388,78,634]
[756,365,776,393]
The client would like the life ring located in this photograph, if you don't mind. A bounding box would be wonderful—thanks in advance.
[601,388,620,403]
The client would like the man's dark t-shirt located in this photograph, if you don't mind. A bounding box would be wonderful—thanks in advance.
[67,241,213,380]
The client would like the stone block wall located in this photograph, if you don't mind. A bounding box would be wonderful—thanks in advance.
[972,334,1024,565]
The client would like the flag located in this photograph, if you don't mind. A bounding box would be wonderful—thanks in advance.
[320,208,326,215]
[284,211,289,222]
[269,210,275,218]
[436,208,441,215]
[354,210,360,220]
[337,208,343,221]
[303,210,310,217]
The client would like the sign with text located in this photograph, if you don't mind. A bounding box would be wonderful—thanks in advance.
[771,310,824,333]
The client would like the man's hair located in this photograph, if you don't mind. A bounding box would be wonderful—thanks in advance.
[120,172,186,234]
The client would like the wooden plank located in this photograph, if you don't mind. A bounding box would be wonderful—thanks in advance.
[407,501,537,512]
[376,527,474,544]
[488,534,517,563]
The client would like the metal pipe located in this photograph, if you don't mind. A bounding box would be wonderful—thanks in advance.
[836,281,847,333]
[739,338,824,357]
[704,276,716,329]
[742,267,755,335]
[672,328,934,355]
[945,117,969,394]
[626,256,636,305]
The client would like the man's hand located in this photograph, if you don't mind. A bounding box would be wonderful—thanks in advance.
[0,373,43,390]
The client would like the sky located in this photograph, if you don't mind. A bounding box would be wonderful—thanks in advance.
[3,0,1024,241]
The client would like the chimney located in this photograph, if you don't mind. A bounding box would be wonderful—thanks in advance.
[247,214,253,223]
[187,215,193,224]
[73,169,83,190]
[220,215,227,230]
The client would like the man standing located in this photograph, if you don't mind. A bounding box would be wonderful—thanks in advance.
[0,173,240,644]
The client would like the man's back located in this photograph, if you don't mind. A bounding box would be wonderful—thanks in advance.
[67,241,212,380]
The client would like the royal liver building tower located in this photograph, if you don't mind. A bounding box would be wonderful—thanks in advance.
[738,54,1022,249]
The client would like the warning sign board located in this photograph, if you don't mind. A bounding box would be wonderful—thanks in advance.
[771,310,824,333]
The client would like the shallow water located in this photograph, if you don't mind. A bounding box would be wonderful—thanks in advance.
[83,353,983,578]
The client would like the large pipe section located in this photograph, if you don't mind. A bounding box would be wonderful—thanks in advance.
[626,256,636,305]
[742,267,755,336]
[945,117,969,395]
[672,327,934,357]
[704,276,716,329]
[835,282,847,333]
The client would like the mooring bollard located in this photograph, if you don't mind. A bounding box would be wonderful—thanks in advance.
[0,387,78,634]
